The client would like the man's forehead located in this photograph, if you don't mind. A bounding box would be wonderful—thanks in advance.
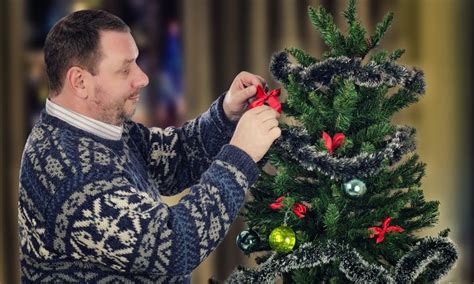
[99,31,139,59]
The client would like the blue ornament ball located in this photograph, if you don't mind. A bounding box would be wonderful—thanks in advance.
[236,230,260,253]
[342,179,367,197]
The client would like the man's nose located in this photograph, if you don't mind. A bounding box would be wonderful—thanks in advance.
[133,67,149,89]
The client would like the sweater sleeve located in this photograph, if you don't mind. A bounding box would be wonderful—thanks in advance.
[130,93,238,196]
[54,144,259,276]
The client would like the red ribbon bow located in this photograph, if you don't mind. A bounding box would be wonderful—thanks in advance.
[292,203,307,219]
[270,197,308,219]
[322,132,345,154]
[368,217,405,244]
[248,85,281,113]
[269,196,284,210]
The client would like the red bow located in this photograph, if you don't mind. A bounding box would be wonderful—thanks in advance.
[292,203,307,219]
[270,197,308,219]
[248,85,281,113]
[322,132,345,154]
[269,196,284,210]
[368,217,405,244]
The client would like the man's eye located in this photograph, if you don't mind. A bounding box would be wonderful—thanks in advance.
[123,69,130,74]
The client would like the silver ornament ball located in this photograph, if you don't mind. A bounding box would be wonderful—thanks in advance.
[342,179,367,197]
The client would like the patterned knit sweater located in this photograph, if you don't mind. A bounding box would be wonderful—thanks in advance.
[18,94,260,283]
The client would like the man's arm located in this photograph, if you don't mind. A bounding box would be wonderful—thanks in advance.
[128,72,267,196]
[52,144,259,275]
[128,93,237,196]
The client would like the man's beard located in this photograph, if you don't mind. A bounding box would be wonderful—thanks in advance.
[92,85,137,126]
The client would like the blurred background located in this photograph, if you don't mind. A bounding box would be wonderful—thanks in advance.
[1,0,472,283]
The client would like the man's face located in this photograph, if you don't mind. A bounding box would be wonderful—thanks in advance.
[87,31,149,125]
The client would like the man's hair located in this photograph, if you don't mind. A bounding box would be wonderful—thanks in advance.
[44,10,130,96]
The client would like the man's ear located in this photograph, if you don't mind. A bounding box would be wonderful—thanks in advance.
[65,66,89,99]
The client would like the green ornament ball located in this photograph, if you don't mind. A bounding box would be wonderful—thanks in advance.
[236,230,260,253]
[268,225,296,253]
[342,179,367,197]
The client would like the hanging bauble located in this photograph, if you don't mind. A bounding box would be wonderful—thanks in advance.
[342,178,367,197]
[236,230,260,253]
[268,225,296,253]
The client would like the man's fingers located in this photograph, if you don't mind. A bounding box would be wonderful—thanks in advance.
[238,85,257,100]
[250,105,270,113]
[238,72,267,89]
[248,106,281,120]
[255,75,268,90]
[269,126,282,139]
[253,75,266,88]
[258,108,280,122]
[248,104,271,115]
[262,118,279,130]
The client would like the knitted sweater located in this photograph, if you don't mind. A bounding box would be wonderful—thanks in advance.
[18,94,260,283]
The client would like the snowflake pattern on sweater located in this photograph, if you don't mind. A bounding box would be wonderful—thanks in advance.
[18,94,260,283]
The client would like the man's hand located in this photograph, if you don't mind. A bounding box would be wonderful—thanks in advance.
[230,105,281,162]
[223,71,267,122]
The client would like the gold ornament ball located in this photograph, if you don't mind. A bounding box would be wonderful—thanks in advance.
[268,225,296,253]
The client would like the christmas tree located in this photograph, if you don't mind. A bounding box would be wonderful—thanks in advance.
[225,1,458,283]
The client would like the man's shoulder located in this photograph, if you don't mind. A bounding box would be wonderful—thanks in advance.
[24,120,83,158]
[20,121,131,203]
[19,122,78,203]
[21,120,121,184]
[23,121,64,157]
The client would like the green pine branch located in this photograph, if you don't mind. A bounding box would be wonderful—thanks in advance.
[382,88,422,117]
[308,6,346,56]
[390,48,406,61]
[349,86,389,132]
[342,0,357,25]
[351,122,395,150]
[346,21,369,57]
[323,203,340,238]
[332,79,359,132]
[370,154,426,195]
[370,11,394,48]
[285,47,318,67]
[370,50,389,64]
[370,48,406,64]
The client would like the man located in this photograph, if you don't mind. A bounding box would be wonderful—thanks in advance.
[18,10,280,283]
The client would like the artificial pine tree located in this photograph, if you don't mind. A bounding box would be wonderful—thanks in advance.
[225,1,458,283]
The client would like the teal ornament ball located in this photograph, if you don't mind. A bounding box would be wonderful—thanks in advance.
[268,225,296,253]
[342,179,367,197]
[236,230,260,253]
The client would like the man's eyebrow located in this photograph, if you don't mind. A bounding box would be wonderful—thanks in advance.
[121,58,135,67]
